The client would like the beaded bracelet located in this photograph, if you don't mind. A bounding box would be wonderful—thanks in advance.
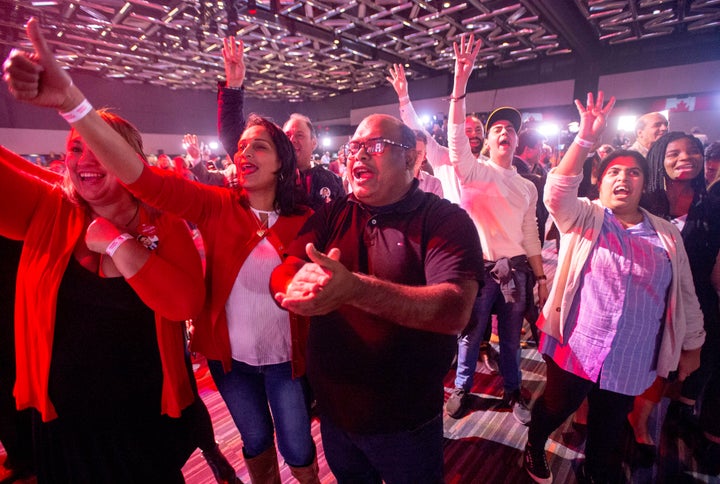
[449,93,467,102]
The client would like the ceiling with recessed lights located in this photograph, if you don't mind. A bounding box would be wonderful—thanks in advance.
[0,0,718,102]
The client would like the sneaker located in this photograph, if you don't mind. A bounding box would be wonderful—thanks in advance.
[479,343,499,374]
[523,443,552,484]
[503,389,531,425]
[446,387,469,419]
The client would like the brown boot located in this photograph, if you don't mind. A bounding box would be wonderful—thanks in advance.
[244,445,281,484]
[289,457,320,484]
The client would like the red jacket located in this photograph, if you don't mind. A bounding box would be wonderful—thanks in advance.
[0,146,203,421]
[128,166,313,375]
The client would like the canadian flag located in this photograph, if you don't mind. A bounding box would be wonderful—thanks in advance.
[665,96,696,112]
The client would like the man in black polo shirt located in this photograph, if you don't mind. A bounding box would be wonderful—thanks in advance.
[270,114,483,482]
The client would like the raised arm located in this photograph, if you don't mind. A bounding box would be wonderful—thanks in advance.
[449,34,481,126]
[3,18,144,184]
[218,36,246,157]
[447,34,482,181]
[544,92,615,232]
[387,64,452,169]
[184,133,226,186]
[554,92,615,176]
[0,146,52,240]
[271,244,478,335]
[223,36,245,89]
[0,146,63,185]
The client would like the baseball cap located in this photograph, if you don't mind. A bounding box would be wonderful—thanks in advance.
[485,107,522,133]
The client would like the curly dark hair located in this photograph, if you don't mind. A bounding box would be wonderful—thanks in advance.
[238,113,308,216]
[641,132,705,218]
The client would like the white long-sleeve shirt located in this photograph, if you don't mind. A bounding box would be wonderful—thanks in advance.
[398,101,464,204]
[448,121,541,261]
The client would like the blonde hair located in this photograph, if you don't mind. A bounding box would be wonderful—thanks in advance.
[63,109,150,212]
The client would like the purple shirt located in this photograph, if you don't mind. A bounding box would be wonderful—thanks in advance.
[540,209,672,395]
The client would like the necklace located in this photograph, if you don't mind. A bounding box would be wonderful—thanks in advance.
[123,201,140,227]
[255,211,270,238]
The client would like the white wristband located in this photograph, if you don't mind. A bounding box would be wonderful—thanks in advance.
[59,98,93,124]
[105,233,134,257]
[398,95,410,104]
[574,136,595,149]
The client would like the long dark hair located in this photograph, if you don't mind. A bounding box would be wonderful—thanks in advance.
[238,114,308,216]
[641,132,705,218]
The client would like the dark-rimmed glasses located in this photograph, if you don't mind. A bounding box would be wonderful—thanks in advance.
[345,138,412,156]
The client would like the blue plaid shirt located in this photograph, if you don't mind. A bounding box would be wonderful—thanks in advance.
[540,208,672,395]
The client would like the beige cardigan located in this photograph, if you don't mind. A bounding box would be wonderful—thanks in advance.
[537,171,706,378]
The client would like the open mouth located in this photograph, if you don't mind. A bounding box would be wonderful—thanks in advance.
[78,172,105,182]
[613,186,629,195]
[352,165,372,181]
[239,162,258,175]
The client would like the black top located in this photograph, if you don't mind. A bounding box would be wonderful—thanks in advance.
[37,257,189,483]
[513,156,549,244]
[299,164,345,211]
[49,257,162,417]
[286,181,484,433]
[681,187,720,339]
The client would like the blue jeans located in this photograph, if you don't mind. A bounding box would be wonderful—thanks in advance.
[454,269,528,394]
[207,359,314,466]
[320,414,444,484]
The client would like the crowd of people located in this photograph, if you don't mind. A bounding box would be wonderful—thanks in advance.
[1,18,719,484]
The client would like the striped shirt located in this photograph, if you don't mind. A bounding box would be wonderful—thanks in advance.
[540,208,672,395]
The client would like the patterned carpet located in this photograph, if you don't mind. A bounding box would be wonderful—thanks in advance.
[176,337,719,484]
[0,336,716,483]
[178,242,719,483]
[1,242,717,483]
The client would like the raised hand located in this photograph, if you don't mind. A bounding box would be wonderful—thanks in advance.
[386,63,409,99]
[452,33,482,87]
[183,133,201,162]
[574,91,616,142]
[3,17,76,110]
[222,36,245,88]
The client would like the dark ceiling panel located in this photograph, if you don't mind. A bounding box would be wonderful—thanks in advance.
[0,0,718,102]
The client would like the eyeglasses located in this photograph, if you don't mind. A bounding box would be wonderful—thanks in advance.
[345,138,412,156]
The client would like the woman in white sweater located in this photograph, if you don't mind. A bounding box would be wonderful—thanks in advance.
[523,92,705,484]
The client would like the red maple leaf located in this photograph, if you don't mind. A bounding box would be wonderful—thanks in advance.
[673,100,690,112]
